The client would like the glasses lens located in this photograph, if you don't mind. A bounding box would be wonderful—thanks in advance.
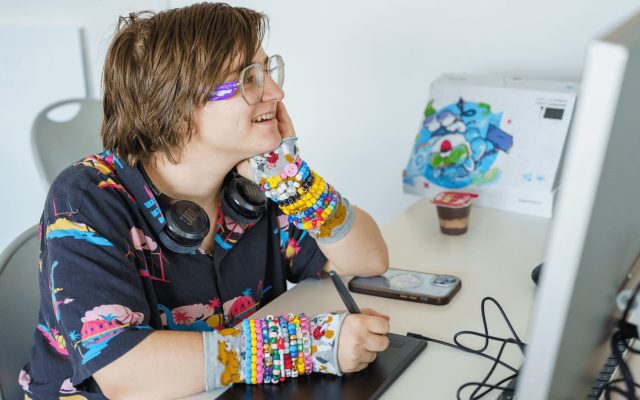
[240,63,263,105]
[267,55,284,88]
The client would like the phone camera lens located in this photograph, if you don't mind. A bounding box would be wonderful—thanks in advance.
[432,275,457,286]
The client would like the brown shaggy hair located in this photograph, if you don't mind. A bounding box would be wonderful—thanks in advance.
[100,2,268,165]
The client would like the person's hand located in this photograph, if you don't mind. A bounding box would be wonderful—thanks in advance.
[234,101,296,180]
[276,100,296,139]
[235,159,253,180]
[337,308,390,373]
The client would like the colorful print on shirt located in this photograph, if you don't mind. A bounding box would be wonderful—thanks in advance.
[76,304,151,364]
[21,151,328,399]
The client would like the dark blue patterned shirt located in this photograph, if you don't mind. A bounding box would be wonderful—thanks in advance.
[20,151,327,399]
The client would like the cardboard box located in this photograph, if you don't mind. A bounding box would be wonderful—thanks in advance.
[403,74,578,218]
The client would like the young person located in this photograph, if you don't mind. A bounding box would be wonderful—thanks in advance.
[20,3,390,399]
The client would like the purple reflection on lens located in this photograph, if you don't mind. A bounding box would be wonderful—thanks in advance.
[209,81,238,101]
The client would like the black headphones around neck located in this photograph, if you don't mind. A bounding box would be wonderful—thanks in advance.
[138,164,267,254]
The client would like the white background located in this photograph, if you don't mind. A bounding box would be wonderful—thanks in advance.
[1,0,639,254]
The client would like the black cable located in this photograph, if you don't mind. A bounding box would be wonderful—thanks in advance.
[466,339,512,400]
[605,276,640,399]
[597,275,640,399]
[600,379,640,399]
[626,342,640,355]
[408,296,526,400]
[606,385,634,400]
[473,373,519,399]
[406,332,519,373]
[611,331,637,400]
[457,373,517,400]
[600,330,638,399]
[454,297,526,354]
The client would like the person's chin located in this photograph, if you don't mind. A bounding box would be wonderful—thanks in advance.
[253,127,282,152]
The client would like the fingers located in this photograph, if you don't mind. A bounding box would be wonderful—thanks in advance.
[364,332,389,353]
[361,307,390,321]
[364,315,391,336]
[276,101,296,138]
[355,362,372,372]
[344,359,376,374]
[355,350,377,364]
[275,100,289,123]
[337,313,391,373]
[234,159,254,180]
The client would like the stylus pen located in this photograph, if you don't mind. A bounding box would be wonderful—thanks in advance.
[329,271,361,314]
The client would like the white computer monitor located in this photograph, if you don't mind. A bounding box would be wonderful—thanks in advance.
[517,11,640,399]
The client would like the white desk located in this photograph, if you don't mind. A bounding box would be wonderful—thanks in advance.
[184,199,550,399]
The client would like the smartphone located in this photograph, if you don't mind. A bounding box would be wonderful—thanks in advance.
[348,268,462,305]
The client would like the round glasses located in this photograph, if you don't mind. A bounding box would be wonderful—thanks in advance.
[209,54,284,106]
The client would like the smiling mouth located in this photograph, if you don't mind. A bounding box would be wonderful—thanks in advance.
[252,112,275,123]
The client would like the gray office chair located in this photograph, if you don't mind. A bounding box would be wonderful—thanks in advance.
[0,225,40,400]
[31,98,103,186]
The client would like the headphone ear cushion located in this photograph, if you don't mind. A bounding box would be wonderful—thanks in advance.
[221,175,267,225]
[137,163,209,253]
[158,230,202,254]
[221,197,260,225]
[161,199,210,253]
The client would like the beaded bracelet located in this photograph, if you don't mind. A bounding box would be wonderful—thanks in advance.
[261,160,310,190]
[279,176,325,216]
[242,319,253,384]
[291,184,335,220]
[299,314,313,374]
[250,319,258,384]
[280,172,326,215]
[250,138,353,239]
[267,316,281,384]
[287,314,299,378]
[288,186,338,230]
[261,160,310,200]
[255,319,264,384]
[278,316,292,379]
[270,169,315,206]
[255,153,349,239]
[235,313,320,385]
[261,318,272,384]
[277,320,286,383]
[293,316,305,376]
[258,154,302,184]
[262,164,310,201]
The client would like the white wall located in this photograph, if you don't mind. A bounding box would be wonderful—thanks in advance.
[0,25,86,258]
[0,0,167,254]
[1,0,639,254]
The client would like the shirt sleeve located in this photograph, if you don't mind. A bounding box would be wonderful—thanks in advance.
[274,207,328,283]
[40,199,154,385]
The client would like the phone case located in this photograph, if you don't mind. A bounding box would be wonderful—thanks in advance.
[348,268,461,305]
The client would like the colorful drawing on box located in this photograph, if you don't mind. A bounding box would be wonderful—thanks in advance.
[404,98,514,189]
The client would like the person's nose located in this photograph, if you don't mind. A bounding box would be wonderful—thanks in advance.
[261,73,284,103]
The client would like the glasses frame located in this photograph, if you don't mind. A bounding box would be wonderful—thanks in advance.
[208,54,284,106]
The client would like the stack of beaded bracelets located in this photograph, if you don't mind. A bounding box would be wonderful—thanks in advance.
[258,156,340,233]
[260,156,310,202]
[241,313,313,385]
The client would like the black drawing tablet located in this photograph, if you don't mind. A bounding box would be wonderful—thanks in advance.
[216,332,427,400]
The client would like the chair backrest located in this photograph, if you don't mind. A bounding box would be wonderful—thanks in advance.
[31,98,103,186]
[0,225,40,400]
